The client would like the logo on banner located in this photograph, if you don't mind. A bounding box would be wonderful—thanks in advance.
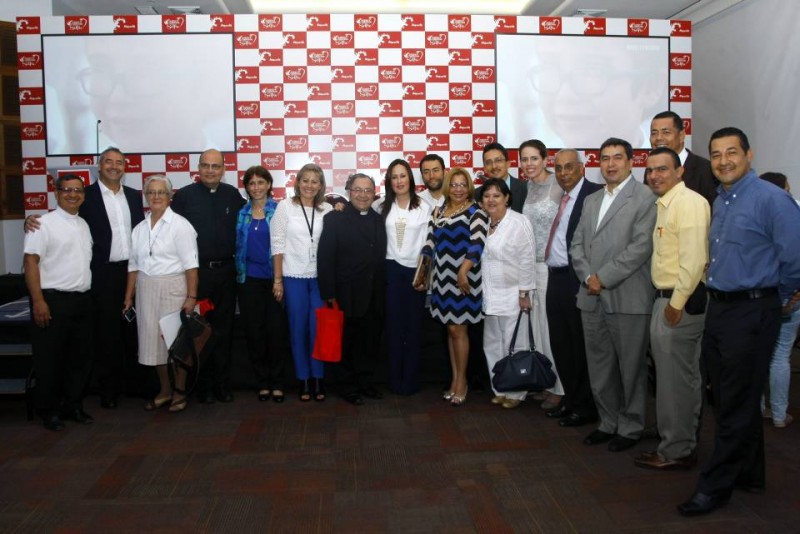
[354,49,378,65]
[378,32,402,48]
[472,67,495,83]
[425,33,448,48]
[682,118,692,135]
[379,67,402,82]
[540,17,562,34]
[401,14,425,30]
[65,16,89,34]
[236,102,260,118]
[210,15,234,31]
[632,151,649,167]
[355,83,379,100]
[449,83,472,100]
[583,17,606,35]
[471,33,495,49]
[402,84,426,100]
[19,88,44,105]
[165,154,190,172]
[426,100,449,116]
[236,136,261,152]
[380,135,403,151]
[628,19,649,36]
[125,155,142,172]
[284,67,307,83]
[449,15,471,32]
[260,84,283,100]
[402,49,426,65]
[24,193,48,210]
[472,100,495,116]
[669,86,692,102]
[332,101,356,117]
[425,66,448,82]
[282,32,307,48]
[306,14,330,30]
[402,118,426,134]
[427,135,450,151]
[113,16,137,33]
[356,117,379,134]
[449,152,472,168]
[333,169,353,187]
[354,14,378,31]
[448,49,472,66]
[18,53,42,70]
[307,49,331,65]
[584,151,601,167]
[259,49,283,66]
[403,152,425,167]
[283,101,308,117]
[357,152,380,168]
[162,15,185,33]
[235,33,259,49]
[379,100,402,116]
[259,15,282,30]
[449,117,472,133]
[671,20,691,36]
[670,53,692,69]
[308,119,332,135]
[284,136,307,153]
[260,119,284,135]
[16,17,41,34]
[332,135,356,151]
[309,152,332,169]
[21,123,45,140]
[331,32,354,48]
[59,168,91,186]
[262,153,285,169]
[22,158,46,174]
[307,84,332,99]
[69,155,95,166]
[234,67,259,83]
[330,66,355,82]
[494,16,517,33]
[473,134,495,150]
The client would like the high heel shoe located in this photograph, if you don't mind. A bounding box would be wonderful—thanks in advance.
[168,397,188,413]
[144,395,172,411]
[451,387,468,407]
[443,391,455,401]
[313,378,326,402]
[298,380,311,402]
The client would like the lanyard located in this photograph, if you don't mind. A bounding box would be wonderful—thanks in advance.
[301,203,315,242]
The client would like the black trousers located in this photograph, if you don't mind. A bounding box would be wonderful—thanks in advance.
[546,268,596,418]
[30,290,93,416]
[197,263,237,392]
[336,297,382,396]
[237,277,290,390]
[696,294,781,497]
[385,260,426,395]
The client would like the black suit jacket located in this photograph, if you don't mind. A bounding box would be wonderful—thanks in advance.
[509,176,528,213]
[565,178,603,281]
[317,204,387,319]
[683,150,718,206]
[79,181,145,271]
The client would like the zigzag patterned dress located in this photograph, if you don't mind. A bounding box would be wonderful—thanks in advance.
[423,202,488,325]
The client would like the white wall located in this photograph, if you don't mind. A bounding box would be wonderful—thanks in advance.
[693,0,800,194]
[0,0,51,274]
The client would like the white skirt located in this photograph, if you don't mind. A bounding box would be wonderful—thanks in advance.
[136,271,187,366]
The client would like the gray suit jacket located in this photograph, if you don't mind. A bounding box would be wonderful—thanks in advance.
[570,177,657,314]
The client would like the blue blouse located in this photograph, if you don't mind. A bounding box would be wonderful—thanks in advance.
[235,199,278,283]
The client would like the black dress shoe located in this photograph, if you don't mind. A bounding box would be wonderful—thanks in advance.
[545,404,569,419]
[677,492,730,517]
[214,389,234,403]
[608,436,638,452]
[258,389,271,402]
[558,412,597,427]
[583,429,615,446]
[360,386,383,400]
[342,392,364,405]
[41,414,65,431]
[198,390,216,404]
[61,409,94,425]
[100,397,118,409]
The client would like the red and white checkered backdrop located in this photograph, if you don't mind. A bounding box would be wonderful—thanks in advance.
[16,14,692,213]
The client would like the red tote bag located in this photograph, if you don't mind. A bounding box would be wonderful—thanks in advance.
[312,301,344,362]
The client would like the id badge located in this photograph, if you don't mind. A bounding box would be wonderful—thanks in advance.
[309,246,317,261]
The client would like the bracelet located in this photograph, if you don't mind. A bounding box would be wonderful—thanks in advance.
[274,279,283,284]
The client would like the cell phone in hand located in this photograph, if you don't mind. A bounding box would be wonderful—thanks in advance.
[123,307,136,323]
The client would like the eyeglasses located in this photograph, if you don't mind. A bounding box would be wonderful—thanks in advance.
[146,190,169,197]
[449,182,468,189]
[484,157,506,167]
[528,65,643,96]
[199,163,224,171]
[350,187,375,194]
[57,187,85,194]
[76,68,161,98]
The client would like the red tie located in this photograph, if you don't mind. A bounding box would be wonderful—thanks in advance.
[545,193,570,261]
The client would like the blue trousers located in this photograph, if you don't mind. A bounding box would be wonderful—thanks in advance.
[283,277,324,380]
[385,260,426,395]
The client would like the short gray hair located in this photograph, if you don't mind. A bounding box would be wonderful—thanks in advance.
[143,174,174,199]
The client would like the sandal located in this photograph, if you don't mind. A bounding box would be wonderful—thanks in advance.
[144,395,172,411]
[313,378,326,402]
[168,397,188,413]
[298,380,311,402]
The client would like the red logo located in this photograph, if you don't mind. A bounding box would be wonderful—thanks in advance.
[236,136,261,153]
[235,32,259,49]
[404,152,426,167]
[282,32,307,48]
[472,134,496,150]
[16,17,41,34]
[402,118,426,134]
[234,67,259,84]
[283,101,308,118]
[308,118,332,135]
[472,100,495,116]
[259,84,283,100]
[260,118,284,135]
[235,102,260,118]
[307,49,331,65]
[402,49,426,65]
[307,84,332,100]
[449,83,472,100]
[449,117,472,134]
[448,49,472,65]
[380,135,403,151]
[427,135,450,151]
[309,152,332,169]
[333,169,353,187]
[285,136,308,153]
[471,33,495,49]
[546,153,556,168]
[356,117,379,134]
[331,66,355,82]
[331,32,354,48]
[379,66,402,82]
[425,66,448,82]
[332,135,356,151]
[259,49,283,66]
[632,150,649,167]
[354,49,378,65]
[450,152,473,168]
[355,83,379,100]
[209,14,234,31]
[682,118,692,135]
[540,17,562,34]
[472,67,495,83]
[17,52,41,70]
[332,101,356,117]
[669,86,692,102]
[113,15,137,33]
[583,17,606,35]
[284,67,308,83]
[165,154,190,172]
[378,100,402,116]
[259,15,282,31]
[24,193,48,210]
[124,154,142,172]
[584,151,601,167]
[494,16,517,33]
[378,32,402,48]
[670,20,691,36]
[670,53,692,69]
[354,14,378,31]
[21,123,45,140]
[60,169,91,187]
[162,15,186,33]
[402,84,426,100]
[223,154,237,171]
[425,32,449,48]
[261,153,286,170]
[426,100,449,116]
[69,155,95,166]
[628,19,649,36]
[357,152,380,168]
[401,14,425,30]
[306,14,330,31]
[18,87,44,105]
[22,158,46,174]
[449,15,472,32]
[65,16,89,34]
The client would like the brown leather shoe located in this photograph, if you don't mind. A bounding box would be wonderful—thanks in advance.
[634,450,696,470]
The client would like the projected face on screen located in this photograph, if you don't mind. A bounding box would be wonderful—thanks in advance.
[43,34,235,155]
[497,35,668,150]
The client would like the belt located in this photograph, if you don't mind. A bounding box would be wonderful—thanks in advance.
[200,258,233,269]
[655,288,674,299]
[42,289,88,296]
[548,266,570,274]
[106,260,128,267]
[707,287,778,301]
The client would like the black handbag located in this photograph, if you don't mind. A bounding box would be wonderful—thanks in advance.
[491,310,556,393]
[168,310,212,395]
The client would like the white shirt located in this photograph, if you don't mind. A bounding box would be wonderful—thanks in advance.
[24,207,92,292]
[129,207,198,276]
[375,199,432,268]
[99,179,133,261]
[270,198,332,278]
[597,174,633,231]
[546,178,584,268]
[418,189,445,209]
[482,210,536,316]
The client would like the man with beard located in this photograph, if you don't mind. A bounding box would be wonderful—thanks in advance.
[418,154,446,209]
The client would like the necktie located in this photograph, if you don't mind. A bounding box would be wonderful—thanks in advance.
[544,193,570,261]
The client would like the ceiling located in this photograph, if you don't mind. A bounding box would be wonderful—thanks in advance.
[50,0,715,20]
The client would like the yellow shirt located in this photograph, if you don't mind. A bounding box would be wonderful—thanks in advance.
[651,181,710,310]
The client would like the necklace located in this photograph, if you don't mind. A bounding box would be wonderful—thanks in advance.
[489,215,504,230]
[443,201,469,218]
[252,203,265,231]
